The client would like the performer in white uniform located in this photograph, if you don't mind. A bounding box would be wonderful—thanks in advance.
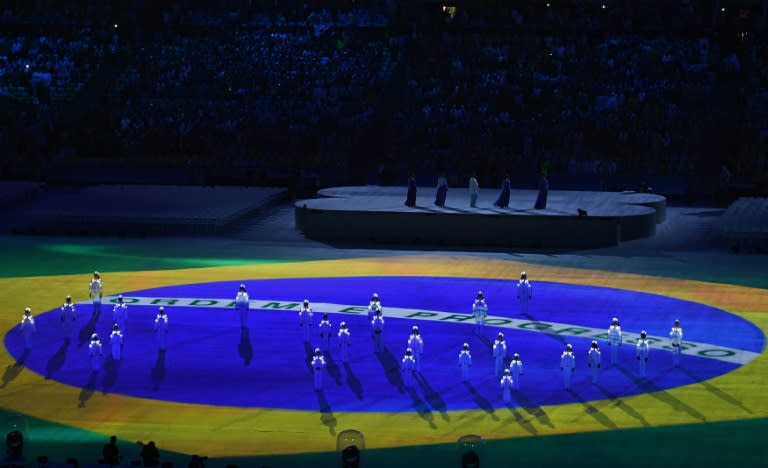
[401,348,416,388]
[338,322,351,363]
[368,293,381,336]
[318,313,332,352]
[407,326,424,373]
[298,299,313,342]
[471,291,488,334]
[89,271,104,316]
[500,369,514,404]
[587,341,601,384]
[154,307,169,351]
[20,307,36,350]
[493,332,507,378]
[60,296,76,337]
[636,330,650,377]
[88,333,103,372]
[669,319,683,367]
[235,284,249,329]
[607,317,622,365]
[560,344,576,389]
[367,293,381,322]
[458,343,472,381]
[509,353,523,390]
[517,272,532,315]
[371,309,385,353]
[311,348,326,390]
[110,324,124,361]
[112,295,128,334]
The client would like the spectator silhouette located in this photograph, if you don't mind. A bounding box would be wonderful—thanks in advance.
[138,440,160,467]
[101,435,120,466]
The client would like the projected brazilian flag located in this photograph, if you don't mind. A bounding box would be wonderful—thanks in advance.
[1,256,766,461]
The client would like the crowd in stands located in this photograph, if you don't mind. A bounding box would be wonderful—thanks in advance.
[89,27,401,177]
[0,28,116,105]
[0,0,392,28]
[390,30,768,185]
[0,1,765,191]
[174,0,390,29]
[0,24,117,180]
[441,1,716,32]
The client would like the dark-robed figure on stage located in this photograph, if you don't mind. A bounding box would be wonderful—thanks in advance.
[434,173,448,207]
[534,172,549,209]
[493,174,511,208]
[404,172,417,207]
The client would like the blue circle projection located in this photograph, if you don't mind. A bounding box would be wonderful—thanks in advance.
[4,277,762,411]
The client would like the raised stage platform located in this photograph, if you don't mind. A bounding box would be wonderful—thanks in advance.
[296,186,666,249]
[718,197,768,252]
[0,181,42,210]
[5,185,287,236]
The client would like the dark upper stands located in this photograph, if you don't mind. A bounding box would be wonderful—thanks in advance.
[0,1,765,193]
